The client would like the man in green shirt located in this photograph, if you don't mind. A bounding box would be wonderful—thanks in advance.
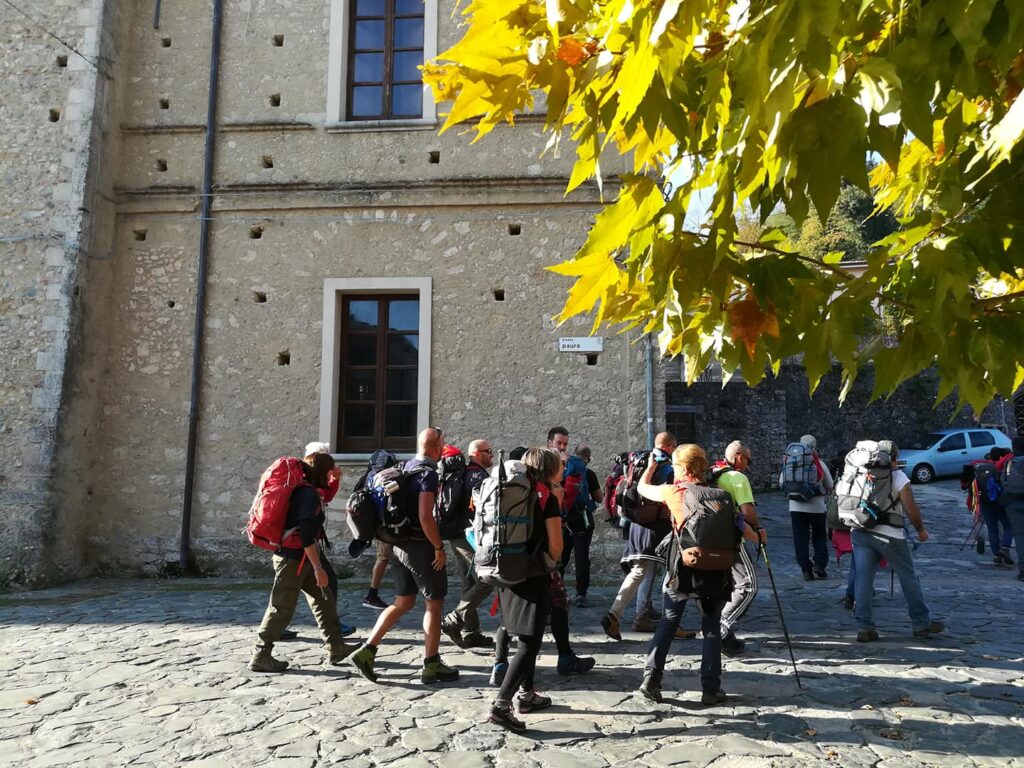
[713,440,766,656]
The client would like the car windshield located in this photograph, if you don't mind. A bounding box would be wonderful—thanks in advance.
[904,433,946,451]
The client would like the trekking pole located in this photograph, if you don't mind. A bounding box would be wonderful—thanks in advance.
[958,518,983,553]
[758,543,802,690]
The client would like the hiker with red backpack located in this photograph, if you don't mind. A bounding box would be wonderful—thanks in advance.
[349,428,461,684]
[779,435,834,581]
[247,450,360,673]
[961,447,1015,568]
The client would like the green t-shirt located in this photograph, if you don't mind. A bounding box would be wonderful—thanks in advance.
[715,469,755,508]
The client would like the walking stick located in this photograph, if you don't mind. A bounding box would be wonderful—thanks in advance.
[958,518,983,552]
[758,543,803,690]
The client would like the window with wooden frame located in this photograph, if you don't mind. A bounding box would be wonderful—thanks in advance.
[347,0,425,120]
[338,295,420,452]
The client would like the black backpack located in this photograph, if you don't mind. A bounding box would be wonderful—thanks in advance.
[974,460,1003,504]
[618,450,669,527]
[345,449,402,542]
[436,451,470,540]
[370,462,434,544]
[1003,456,1024,501]
[674,484,740,571]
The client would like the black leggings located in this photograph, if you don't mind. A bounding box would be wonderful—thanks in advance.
[497,631,543,702]
[495,606,572,663]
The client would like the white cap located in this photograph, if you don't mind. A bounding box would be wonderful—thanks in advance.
[800,434,817,450]
[304,441,331,457]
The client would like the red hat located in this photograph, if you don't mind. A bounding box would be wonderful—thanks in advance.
[442,444,462,458]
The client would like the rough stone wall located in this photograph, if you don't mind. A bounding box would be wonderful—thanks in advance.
[665,362,1016,489]
[42,0,647,579]
[0,0,124,587]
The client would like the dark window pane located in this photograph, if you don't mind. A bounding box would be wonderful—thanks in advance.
[391,84,423,117]
[356,0,385,16]
[345,370,376,401]
[388,299,419,331]
[354,20,385,49]
[347,334,377,365]
[353,53,384,83]
[344,405,376,437]
[347,299,378,330]
[941,433,966,451]
[395,0,423,15]
[385,404,417,437]
[387,333,419,365]
[393,18,423,48]
[392,50,422,82]
[969,431,996,447]
[351,86,383,117]
[386,368,417,401]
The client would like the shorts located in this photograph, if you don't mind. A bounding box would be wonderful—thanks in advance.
[376,541,393,562]
[392,539,447,601]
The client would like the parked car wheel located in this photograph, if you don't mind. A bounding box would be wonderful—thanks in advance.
[911,464,935,484]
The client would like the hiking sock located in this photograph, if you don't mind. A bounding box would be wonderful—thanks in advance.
[366,588,379,600]
[550,607,572,656]
[424,654,440,666]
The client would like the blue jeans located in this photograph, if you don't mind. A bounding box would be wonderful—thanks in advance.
[1005,502,1024,576]
[852,529,931,632]
[636,562,659,615]
[645,594,724,693]
[791,511,828,572]
[979,502,1014,554]
[846,555,857,600]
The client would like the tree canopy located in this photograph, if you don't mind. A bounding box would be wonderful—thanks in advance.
[423,0,1024,413]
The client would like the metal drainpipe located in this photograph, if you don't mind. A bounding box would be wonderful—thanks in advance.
[644,334,656,447]
[179,0,224,570]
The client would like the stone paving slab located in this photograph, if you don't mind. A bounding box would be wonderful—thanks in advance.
[1,481,1022,767]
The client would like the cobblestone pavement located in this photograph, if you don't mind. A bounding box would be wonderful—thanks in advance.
[2,481,1023,767]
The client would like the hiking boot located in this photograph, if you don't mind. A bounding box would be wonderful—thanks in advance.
[843,596,855,610]
[645,607,662,621]
[701,689,728,706]
[638,672,662,703]
[1000,551,1015,566]
[812,568,828,579]
[802,570,815,581]
[573,593,589,607]
[557,654,595,676]
[462,632,494,650]
[857,629,880,643]
[721,632,745,657]
[515,689,552,714]
[632,615,658,632]
[912,620,945,638]
[278,628,299,641]
[489,662,508,687]
[350,645,378,683]
[328,639,360,665]
[362,593,388,611]
[601,612,622,641]
[441,616,467,649]
[422,656,459,684]
[248,648,288,673]
[674,627,697,639]
[488,703,526,734]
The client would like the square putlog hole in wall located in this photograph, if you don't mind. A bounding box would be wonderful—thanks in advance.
[56,55,68,68]
[493,289,505,302]
[160,37,171,47]
[133,229,147,242]
[508,223,522,236]
[277,350,290,366]
[272,34,284,46]
[156,159,168,172]
[253,291,267,303]
[49,109,61,122]
[269,93,281,107]
[261,155,274,169]
[249,225,263,239]
[158,98,170,110]
[428,150,440,164]
[585,353,599,366]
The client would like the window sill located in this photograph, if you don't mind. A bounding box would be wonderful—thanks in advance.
[325,118,438,133]
[332,452,416,464]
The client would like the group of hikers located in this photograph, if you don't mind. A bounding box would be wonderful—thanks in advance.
[242,425,1024,733]
[960,438,1024,580]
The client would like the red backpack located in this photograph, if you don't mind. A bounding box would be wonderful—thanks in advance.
[245,457,310,552]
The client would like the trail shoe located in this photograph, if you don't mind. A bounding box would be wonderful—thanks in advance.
[912,620,945,638]
[674,627,697,639]
[843,596,855,610]
[328,639,360,665]
[339,622,357,637]
[488,703,526,734]
[462,631,494,650]
[632,615,658,632]
[362,593,389,611]
[721,632,746,657]
[601,612,622,641]
[515,689,552,714]
[248,648,288,673]
[999,551,1015,566]
[857,629,880,643]
[489,662,508,687]
[639,672,663,703]
[557,654,595,676]
[701,689,728,706]
[350,645,378,683]
[802,570,815,581]
[278,629,299,641]
[441,615,467,649]
[645,607,662,621]
[422,655,459,684]
[573,593,589,607]
[812,568,828,579]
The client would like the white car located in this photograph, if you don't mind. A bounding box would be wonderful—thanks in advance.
[898,428,1012,483]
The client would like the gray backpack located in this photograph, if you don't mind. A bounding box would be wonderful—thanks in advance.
[472,455,542,587]
[834,441,903,530]
[1003,456,1024,500]
[781,442,824,501]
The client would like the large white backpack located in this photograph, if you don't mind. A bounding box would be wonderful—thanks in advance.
[833,441,903,531]
[471,455,542,587]
[780,442,824,501]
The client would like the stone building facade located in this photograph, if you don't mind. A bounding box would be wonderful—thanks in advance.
[1,0,657,586]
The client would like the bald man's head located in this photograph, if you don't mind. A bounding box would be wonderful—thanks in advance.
[654,431,677,451]
[418,427,444,460]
